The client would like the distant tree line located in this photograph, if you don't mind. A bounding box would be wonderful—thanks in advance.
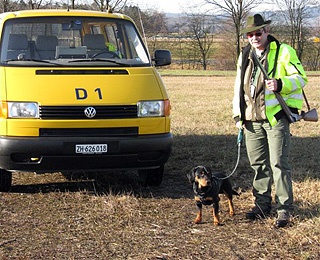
[0,0,319,70]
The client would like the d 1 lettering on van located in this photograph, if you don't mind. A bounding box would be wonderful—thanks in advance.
[75,88,103,100]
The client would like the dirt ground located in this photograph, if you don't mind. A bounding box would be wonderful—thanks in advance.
[1,76,319,259]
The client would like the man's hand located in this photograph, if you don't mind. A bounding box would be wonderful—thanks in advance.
[236,121,244,130]
[265,79,278,92]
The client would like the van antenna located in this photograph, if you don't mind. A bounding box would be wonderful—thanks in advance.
[137,7,148,51]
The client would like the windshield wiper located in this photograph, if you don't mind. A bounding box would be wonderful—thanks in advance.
[5,58,63,66]
[68,58,130,66]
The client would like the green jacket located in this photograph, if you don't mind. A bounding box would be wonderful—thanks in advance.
[233,35,308,126]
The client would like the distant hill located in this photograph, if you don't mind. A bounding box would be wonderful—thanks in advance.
[164,4,320,31]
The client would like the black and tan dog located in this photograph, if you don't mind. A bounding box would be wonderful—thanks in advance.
[187,166,239,226]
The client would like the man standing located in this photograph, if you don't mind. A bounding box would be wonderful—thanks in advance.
[232,14,307,227]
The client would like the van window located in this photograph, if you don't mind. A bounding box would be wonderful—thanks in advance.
[0,16,150,66]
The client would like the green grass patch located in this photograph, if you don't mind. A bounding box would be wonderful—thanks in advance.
[158,69,236,77]
[158,69,318,77]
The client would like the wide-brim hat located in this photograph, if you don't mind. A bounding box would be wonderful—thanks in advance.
[240,14,271,34]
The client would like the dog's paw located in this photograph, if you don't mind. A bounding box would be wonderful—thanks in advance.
[213,216,220,226]
[194,214,202,224]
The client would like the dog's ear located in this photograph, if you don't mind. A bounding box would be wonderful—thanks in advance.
[203,166,211,173]
[205,167,213,179]
[187,167,197,183]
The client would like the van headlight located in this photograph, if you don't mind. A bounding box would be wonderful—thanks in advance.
[137,100,170,117]
[8,102,39,118]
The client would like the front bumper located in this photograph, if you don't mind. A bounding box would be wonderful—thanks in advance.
[0,133,172,172]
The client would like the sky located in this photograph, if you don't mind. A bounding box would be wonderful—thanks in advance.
[127,0,277,14]
[128,0,208,14]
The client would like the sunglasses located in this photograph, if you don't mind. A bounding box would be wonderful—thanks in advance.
[247,31,263,38]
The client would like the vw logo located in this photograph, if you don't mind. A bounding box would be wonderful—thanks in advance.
[84,107,96,118]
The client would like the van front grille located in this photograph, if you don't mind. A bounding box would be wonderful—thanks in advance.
[39,127,138,137]
[39,105,137,119]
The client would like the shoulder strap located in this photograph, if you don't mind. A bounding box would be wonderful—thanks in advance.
[271,40,281,78]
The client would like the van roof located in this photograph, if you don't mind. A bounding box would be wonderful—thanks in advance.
[0,9,132,22]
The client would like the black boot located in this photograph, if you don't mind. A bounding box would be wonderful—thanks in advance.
[246,206,270,220]
[275,211,290,228]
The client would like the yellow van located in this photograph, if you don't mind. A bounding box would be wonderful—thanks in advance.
[0,9,172,191]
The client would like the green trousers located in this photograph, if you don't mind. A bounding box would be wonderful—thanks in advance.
[245,118,293,212]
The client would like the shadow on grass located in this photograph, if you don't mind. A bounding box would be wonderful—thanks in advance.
[10,170,142,195]
[294,200,320,221]
[10,179,97,194]
[8,134,320,210]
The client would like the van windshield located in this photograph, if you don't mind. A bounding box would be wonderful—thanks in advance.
[0,16,150,66]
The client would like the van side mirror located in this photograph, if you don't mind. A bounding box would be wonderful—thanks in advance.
[153,50,171,66]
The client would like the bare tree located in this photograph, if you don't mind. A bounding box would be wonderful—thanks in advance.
[28,0,43,9]
[172,22,188,69]
[304,38,320,71]
[0,0,14,12]
[186,13,216,70]
[274,0,318,60]
[93,0,127,12]
[122,6,167,46]
[204,0,263,58]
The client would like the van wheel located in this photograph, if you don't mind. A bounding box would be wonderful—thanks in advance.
[138,166,164,187]
[0,169,12,192]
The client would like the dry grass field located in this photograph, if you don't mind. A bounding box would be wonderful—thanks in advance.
[1,74,320,259]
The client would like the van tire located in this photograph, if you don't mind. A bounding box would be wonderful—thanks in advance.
[138,165,164,187]
[0,169,12,192]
